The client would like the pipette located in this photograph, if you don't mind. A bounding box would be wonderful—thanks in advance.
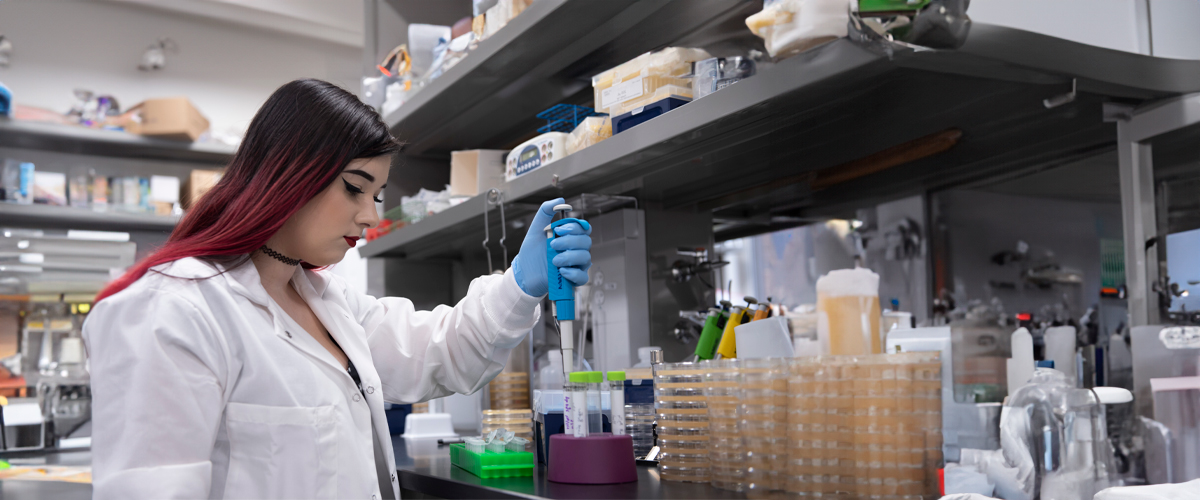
[546,204,591,434]
[693,307,723,360]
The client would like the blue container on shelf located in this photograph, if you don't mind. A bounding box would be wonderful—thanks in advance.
[536,104,606,134]
[612,97,690,134]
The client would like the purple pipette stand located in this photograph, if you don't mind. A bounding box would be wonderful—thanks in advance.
[546,433,637,484]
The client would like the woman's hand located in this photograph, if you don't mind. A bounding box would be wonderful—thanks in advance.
[512,198,593,297]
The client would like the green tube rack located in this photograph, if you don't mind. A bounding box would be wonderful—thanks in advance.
[449,443,535,479]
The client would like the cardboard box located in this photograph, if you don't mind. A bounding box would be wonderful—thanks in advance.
[450,150,506,197]
[32,171,66,206]
[125,97,210,142]
[182,169,223,210]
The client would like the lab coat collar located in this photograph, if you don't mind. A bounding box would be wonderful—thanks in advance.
[221,258,368,380]
[289,270,371,370]
[303,266,332,298]
[217,259,332,306]
[218,257,274,308]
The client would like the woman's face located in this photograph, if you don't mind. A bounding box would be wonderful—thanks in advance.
[270,156,391,266]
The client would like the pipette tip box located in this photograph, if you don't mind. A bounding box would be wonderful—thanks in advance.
[449,443,535,479]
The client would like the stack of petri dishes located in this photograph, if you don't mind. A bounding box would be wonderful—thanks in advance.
[705,359,744,491]
[786,356,855,497]
[655,361,710,483]
[481,409,534,445]
[489,372,530,410]
[913,352,943,497]
[739,357,788,494]
[626,386,657,458]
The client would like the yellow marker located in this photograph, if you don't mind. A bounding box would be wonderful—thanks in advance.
[715,306,744,359]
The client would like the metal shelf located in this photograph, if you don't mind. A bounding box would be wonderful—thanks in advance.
[384,0,760,157]
[0,118,235,164]
[0,203,179,232]
[364,24,1200,260]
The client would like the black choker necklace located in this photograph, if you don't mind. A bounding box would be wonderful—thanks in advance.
[260,245,301,266]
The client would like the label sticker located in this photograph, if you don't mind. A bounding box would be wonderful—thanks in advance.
[600,76,645,109]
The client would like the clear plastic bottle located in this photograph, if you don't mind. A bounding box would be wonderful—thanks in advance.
[566,372,588,438]
[607,371,626,435]
[586,371,603,434]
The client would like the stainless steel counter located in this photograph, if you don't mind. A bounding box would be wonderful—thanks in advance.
[391,436,745,500]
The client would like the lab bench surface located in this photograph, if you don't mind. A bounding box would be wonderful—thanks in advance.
[391,436,744,500]
[0,448,91,500]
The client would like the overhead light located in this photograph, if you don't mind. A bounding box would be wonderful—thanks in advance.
[0,35,11,67]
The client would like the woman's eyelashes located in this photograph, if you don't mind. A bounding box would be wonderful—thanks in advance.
[343,178,383,203]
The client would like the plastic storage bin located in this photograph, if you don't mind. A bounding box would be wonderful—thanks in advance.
[591,47,710,117]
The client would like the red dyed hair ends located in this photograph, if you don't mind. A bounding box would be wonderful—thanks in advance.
[95,79,401,303]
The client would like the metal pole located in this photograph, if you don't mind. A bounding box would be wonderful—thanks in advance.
[1116,122,1158,327]
[1111,93,1200,327]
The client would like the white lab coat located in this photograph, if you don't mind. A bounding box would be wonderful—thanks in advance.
[82,257,541,499]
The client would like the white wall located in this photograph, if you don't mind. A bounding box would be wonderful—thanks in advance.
[969,0,1200,60]
[0,0,362,136]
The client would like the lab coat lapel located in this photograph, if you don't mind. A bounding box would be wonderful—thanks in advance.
[222,260,348,373]
[296,269,400,497]
[292,269,371,373]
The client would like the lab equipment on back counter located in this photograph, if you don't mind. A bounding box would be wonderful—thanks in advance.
[817,267,882,355]
[1001,368,1120,500]
[505,132,567,181]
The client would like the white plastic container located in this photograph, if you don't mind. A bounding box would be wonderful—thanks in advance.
[745,0,852,59]
[816,267,881,355]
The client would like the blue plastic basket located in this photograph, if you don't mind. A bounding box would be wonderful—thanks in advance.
[536,104,606,134]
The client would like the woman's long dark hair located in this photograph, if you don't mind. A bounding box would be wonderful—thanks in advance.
[96,79,401,303]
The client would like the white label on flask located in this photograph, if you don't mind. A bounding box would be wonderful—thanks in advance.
[600,76,645,110]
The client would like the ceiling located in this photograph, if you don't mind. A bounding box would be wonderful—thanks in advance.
[106,0,364,47]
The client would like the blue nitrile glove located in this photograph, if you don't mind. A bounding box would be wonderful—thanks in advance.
[512,198,592,297]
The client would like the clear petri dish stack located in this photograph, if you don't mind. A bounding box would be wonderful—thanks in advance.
[488,372,530,410]
[705,359,744,491]
[913,352,943,497]
[787,356,856,497]
[656,361,710,483]
[739,357,788,495]
[627,402,657,456]
[481,409,534,444]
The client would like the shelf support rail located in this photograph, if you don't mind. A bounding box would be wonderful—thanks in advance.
[482,189,508,274]
[1108,92,1200,327]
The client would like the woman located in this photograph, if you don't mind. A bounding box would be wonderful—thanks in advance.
[82,79,592,500]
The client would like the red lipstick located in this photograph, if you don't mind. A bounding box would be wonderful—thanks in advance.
[344,236,359,248]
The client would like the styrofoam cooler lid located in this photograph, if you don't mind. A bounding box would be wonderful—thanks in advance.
[816,267,879,297]
[734,316,795,359]
[402,413,457,439]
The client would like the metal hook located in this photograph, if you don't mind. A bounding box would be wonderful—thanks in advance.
[482,190,495,274]
[494,191,508,270]
[483,189,507,274]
